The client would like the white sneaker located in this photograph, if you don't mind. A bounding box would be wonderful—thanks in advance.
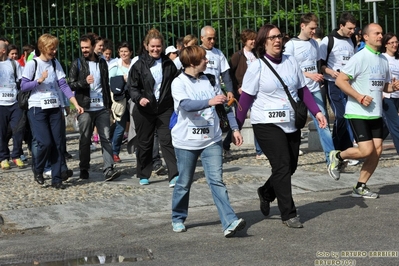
[299,150,304,156]
[346,159,360,166]
[44,170,52,176]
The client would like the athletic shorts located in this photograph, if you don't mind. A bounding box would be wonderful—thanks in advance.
[348,118,383,142]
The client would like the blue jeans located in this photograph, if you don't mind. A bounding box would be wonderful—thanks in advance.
[327,81,354,150]
[382,97,399,154]
[255,137,263,155]
[112,108,129,155]
[28,107,63,184]
[311,90,335,164]
[77,109,114,173]
[172,141,238,231]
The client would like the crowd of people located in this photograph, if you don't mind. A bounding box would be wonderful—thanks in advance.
[1,10,399,235]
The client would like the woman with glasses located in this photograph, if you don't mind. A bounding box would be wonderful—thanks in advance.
[381,33,399,154]
[236,24,327,228]
[170,45,246,237]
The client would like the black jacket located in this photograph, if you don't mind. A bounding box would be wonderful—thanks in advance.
[68,54,111,110]
[127,52,178,115]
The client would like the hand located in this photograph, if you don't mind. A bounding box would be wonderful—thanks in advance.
[75,105,84,114]
[315,112,327,129]
[208,94,227,106]
[238,88,243,95]
[359,94,373,107]
[231,130,243,147]
[38,70,48,83]
[309,73,324,83]
[139,97,150,107]
[227,92,234,100]
[86,74,94,84]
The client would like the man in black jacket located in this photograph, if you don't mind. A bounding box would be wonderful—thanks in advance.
[68,34,120,181]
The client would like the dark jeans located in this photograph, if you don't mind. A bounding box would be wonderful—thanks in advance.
[0,103,24,161]
[77,109,114,173]
[112,107,129,155]
[133,106,178,181]
[382,97,399,153]
[253,123,300,221]
[28,107,63,184]
[327,81,353,151]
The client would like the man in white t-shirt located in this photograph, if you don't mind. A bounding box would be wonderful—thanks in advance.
[320,12,357,154]
[284,13,335,167]
[331,23,399,198]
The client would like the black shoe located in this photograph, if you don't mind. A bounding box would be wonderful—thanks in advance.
[282,216,303,228]
[51,182,66,190]
[34,174,45,185]
[152,164,166,175]
[80,169,89,179]
[257,187,270,216]
[104,168,121,181]
[61,169,73,181]
[64,152,73,160]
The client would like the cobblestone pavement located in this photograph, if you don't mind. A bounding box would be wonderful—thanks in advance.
[1,132,398,212]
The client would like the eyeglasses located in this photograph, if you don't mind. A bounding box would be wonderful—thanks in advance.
[387,41,399,45]
[207,37,216,41]
[266,34,284,41]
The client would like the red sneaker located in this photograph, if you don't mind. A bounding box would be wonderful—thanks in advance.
[113,154,121,163]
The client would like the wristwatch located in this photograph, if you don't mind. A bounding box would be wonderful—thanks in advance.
[232,129,240,132]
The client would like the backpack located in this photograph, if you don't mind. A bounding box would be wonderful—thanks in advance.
[18,59,56,110]
[325,33,357,65]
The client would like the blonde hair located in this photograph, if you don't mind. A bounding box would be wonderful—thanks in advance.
[183,34,198,46]
[143,28,165,49]
[37,33,59,55]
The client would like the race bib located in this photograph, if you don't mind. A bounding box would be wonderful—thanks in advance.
[40,92,60,109]
[187,119,214,140]
[302,64,317,73]
[207,57,219,69]
[0,88,17,102]
[90,92,104,108]
[264,107,290,123]
[369,79,384,91]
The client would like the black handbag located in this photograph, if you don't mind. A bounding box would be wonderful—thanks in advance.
[260,57,308,129]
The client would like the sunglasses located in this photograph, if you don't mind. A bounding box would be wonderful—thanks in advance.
[206,37,216,41]
[266,34,284,41]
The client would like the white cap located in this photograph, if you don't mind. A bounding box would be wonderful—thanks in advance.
[165,46,178,55]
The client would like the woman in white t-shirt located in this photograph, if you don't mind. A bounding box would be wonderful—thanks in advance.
[236,24,326,228]
[381,32,399,154]
[171,45,246,237]
[20,34,84,189]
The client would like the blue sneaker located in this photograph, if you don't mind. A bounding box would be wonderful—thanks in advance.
[224,218,246,238]
[139,178,150,185]
[169,176,179,188]
[172,222,186,233]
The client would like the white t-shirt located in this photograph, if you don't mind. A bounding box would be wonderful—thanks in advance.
[284,38,320,93]
[319,36,356,81]
[171,73,223,150]
[150,58,163,101]
[173,57,182,70]
[203,47,230,88]
[22,58,66,109]
[342,47,390,118]
[241,55,306,133]
[382,53,399,99]
[87,61,105,111]
[0,59,22,106]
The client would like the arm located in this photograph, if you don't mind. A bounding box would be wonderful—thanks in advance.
[180,99,209,112]
[298,86,327,129]
[127,63,144,104]
[235,91,255,129]
[335,72,370,105]
[58,78,84,114]
[221,70,234,100]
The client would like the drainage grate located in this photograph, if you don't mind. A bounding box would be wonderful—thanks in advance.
[0,246,153,265]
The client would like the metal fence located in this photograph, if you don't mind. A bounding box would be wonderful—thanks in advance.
[2,0,398,74]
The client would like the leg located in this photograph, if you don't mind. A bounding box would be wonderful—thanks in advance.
[94,109,114,172]
[201,141,238,231]
[156,109,178,182]
[382,98,399,154]
[112,108,129,156]
[327,81,353,151]
[311,91,335,164]
[253,124,298,221]
[171,147,199,224]
[0,106,11,163]
[133,106,156,179]
[9,103,25,160]
[48,108,63,184]
[78,112,94,171]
